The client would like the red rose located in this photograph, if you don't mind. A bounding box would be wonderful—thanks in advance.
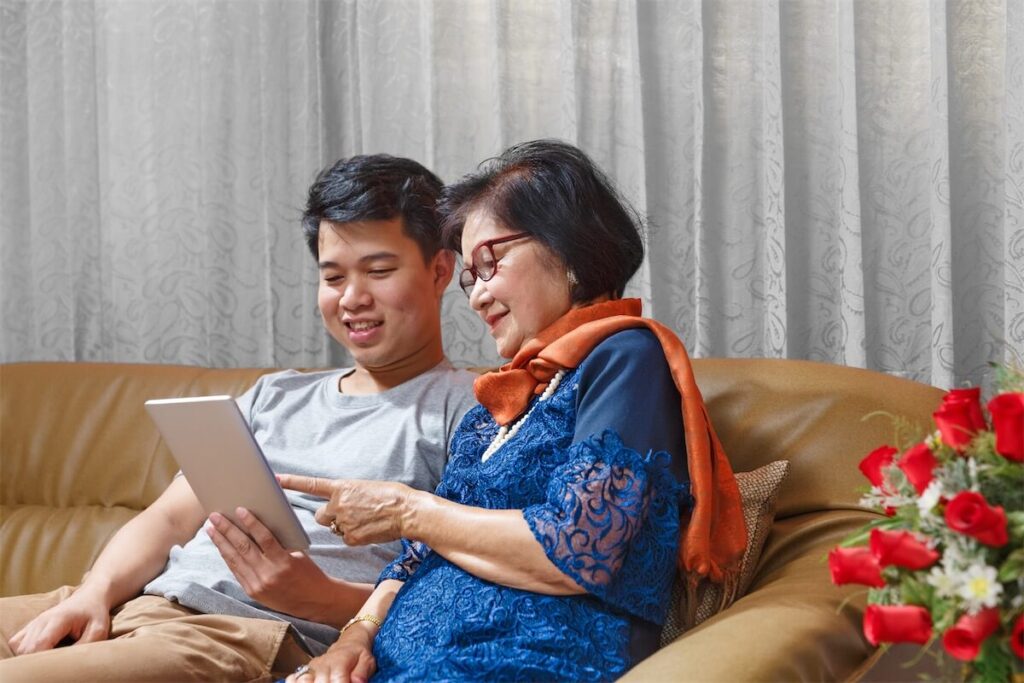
[863,605,933,645]
[933,388,986,452]
[944,491,1009,547]
[859,446,897,487]
[942,608,1001,661]
[1013,614,1023,659]
[898,443,938,494]
[869,529,939,570]
[829,547,886,587]
[988,393,1024,462]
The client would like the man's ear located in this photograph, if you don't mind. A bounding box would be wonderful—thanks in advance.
[431,249,456,296]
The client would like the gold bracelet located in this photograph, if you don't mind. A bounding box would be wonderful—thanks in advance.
[339,613,383,636]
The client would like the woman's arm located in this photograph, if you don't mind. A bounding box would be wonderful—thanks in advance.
[285,579,403,683]
[279,476,583,595]
[403,492,585,594]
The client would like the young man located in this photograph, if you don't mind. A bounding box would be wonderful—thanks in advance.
[0,156,477,681]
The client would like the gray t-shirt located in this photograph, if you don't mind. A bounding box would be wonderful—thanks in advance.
[143,361,477,654]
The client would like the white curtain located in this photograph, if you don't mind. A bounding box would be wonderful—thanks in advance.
[2,0,1021,390]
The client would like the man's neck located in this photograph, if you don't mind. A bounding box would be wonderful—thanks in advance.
[340,345,446,395]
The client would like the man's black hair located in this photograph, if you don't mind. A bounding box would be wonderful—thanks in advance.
[302,155,444,261]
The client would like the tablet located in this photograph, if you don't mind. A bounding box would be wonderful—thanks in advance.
[144,396,311,551]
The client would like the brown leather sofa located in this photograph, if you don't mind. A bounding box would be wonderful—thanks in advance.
[0,360,944,681]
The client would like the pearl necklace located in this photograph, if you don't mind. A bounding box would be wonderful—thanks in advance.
[480,369,566,463]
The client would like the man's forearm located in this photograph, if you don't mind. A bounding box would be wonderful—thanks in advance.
[80,476,206,609]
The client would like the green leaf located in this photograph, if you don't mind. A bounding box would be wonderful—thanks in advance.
[997,548,1024,583]
[840,517,904,547]
[971,637,1012,683]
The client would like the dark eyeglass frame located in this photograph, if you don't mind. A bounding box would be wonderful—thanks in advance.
[459,232,531,296]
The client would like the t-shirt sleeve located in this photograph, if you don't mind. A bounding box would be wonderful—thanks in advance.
[445,370,480,450]
[234,379,262,426]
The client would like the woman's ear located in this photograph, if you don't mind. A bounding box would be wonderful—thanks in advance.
[431,249,456,296]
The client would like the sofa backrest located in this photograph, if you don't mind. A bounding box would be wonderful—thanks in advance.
[0,362,276,595]
[0,358,945,597]
[691,358,944,519]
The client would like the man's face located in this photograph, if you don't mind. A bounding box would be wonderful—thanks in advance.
[317,217,452,372]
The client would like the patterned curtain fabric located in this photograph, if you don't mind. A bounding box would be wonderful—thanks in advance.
[1,0,1021,389]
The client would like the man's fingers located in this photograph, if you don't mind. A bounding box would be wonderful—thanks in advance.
[206,523,258,587]
[236,508,284,556]
[209,512,261,555]
[18,620,65,654]
[278,474,336,499]
[77,618,108,645]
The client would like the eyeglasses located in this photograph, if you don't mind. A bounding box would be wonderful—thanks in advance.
[459,232,531,296]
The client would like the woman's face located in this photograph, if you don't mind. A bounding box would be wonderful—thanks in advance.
[461,209,572,359]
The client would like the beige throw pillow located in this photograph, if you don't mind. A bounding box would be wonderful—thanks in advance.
[660,459,790,646]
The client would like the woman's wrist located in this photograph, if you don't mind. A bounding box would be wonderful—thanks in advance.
[336,615,380,648]
[399,488,431,540]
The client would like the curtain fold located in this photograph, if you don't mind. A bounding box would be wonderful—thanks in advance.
[1,0,1020,389]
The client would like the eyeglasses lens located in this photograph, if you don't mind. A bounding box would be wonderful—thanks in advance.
[459,269,476,294]
[475,246,496,280]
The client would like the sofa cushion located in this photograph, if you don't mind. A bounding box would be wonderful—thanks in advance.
[0,504,138,596]
[660,459,790,645]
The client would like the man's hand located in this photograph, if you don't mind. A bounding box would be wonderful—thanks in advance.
[8,586,111,654]
[277,476,414,545]
[207,507,360,627]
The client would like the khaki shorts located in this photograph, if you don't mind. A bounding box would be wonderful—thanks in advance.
[0,586,310,682]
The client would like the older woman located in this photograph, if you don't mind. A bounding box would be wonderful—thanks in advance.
[283,140,744,682]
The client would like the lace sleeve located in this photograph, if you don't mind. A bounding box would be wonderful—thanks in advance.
[377,538,433,584]
[522,430,660,598]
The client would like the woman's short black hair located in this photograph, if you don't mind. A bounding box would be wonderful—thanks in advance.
[439,139,644,302]
[302,154,444,261]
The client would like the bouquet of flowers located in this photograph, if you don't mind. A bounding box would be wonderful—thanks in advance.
[829,366,1024,682]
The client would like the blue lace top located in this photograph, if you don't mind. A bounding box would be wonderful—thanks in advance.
[372,330,691,682]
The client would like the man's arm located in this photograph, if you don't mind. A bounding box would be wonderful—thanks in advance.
[8,476,205,654]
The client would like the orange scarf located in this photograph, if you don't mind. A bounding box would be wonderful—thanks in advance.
[474,298,747,590]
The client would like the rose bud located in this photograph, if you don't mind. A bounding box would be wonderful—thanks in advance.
[897,443,938,494]
[988,393,1024,463]
[863,604,933,645]
[933,388,986,452]
[1012,614,1023,660]
[859,446,898,487]
[828,547,886,587]
[944,491,1009,547]
[942,608,1001,661]
[870,529,940,570]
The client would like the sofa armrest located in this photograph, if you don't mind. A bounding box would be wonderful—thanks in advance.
[622,510,880,682]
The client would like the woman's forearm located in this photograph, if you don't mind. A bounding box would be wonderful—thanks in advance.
[401,491,583,595]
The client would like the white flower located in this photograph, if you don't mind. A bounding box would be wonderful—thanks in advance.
[955,563,1003,612]
[926,566,956,599]
[917,480,943,516]
[925,430,941,450]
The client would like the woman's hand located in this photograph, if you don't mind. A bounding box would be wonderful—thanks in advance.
[278,475,415,545]
[286,623,377,683]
